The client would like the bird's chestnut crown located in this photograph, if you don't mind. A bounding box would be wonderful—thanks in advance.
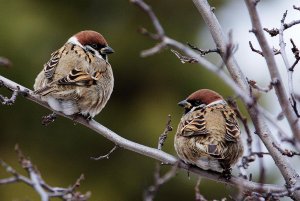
[69,30,114,61]
[178,89,223,113]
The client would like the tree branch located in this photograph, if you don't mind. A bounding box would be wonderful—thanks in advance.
[195,177,207,201]
[245,0,300,142]
[90,145,118,160]
[130,0,300,199]
[278,11,300,118]
[0,74,290,196]
[0,145,90,201]
[245,0,300,198]
[144,115,175,201]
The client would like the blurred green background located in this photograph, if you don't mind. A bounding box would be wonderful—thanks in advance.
[0,0,242,200]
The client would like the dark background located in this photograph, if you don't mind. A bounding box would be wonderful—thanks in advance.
[0,0,246,200]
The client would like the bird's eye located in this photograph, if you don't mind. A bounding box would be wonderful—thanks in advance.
[195,100,202,106]
[90,44,98,49]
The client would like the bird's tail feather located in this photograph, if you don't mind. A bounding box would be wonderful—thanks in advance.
[34,85,55,96]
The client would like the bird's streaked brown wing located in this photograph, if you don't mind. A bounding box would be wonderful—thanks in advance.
[57,65,107,85]
[222,109,240,142]
[180,112,209,137]
[43,50,61,79]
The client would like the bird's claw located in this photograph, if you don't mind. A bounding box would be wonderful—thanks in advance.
[42,112,57,126]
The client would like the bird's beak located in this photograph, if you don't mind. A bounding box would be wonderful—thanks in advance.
[178,100,192,109]
[101,46,114,55]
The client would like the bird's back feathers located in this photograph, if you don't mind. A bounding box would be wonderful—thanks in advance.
[175,102,243,172]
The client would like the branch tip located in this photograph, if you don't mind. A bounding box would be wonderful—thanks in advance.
[170,49,198,64]
[90,145,118,160]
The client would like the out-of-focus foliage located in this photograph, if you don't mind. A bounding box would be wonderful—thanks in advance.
[0,0,232,200]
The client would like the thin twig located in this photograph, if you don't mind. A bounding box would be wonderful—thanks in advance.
[90,145,118,160]
[273,143,300,157]
[195,177,207,201]
[144,115,175,201]
[158,114,173,150]
[0,145,90,200]
[0,86,19,105]
[263,28,280,37]
[247,79,276,93]
[187,42,219,56]
[171,49,198,64]
[143,163,178,201]
[249,41,264,56]
[257,140,266,194]
[278,11,300,118]
[289,39,300,72]
[264,21,300,37]
[294,5,300,11]
[131,0,164,37]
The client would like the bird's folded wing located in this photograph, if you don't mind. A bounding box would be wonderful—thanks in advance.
[34,68,104,96]
[222,110,240,142]
[57,68,95,86]
[44,50,60,79]
[181,114,209,137]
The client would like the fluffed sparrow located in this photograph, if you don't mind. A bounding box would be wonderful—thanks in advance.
[34,30,114,119]
[174,89,243,176]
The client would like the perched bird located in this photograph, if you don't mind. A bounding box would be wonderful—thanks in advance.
[174,89,243,177]
[34,30,114,119]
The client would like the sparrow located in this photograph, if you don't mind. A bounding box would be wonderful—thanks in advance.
[174,89,243,177]
[33,30,114,119]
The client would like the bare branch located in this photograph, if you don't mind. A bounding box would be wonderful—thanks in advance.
[158,114,172,150]
[263,28,280,37]
[245,5,300,194]
[0,145,90,201]
[190,3,300,191]
[130,0,300,198]
[187,42,220,56]
[131,0,164,37]
[3,0,300,198]
[249,41,264,56]
[257,140,266,187]
[0,160,33,185]
[90,145,118,160]
[0,75,292,194]
[278,11,300,119]
[0,86,19,105]
[144,164,177,201]
[144,116,176,201]
[171,49,198,64]
[247,79,275,93]
[294,5,300,11]
[249,41,281,57]
[273,143,300,157]
[264,20,300,37]
[195,177,207,201]
[290,39,300,72]
[141,42,167,58]
[247,0,300,138]
[290,95,300,118]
